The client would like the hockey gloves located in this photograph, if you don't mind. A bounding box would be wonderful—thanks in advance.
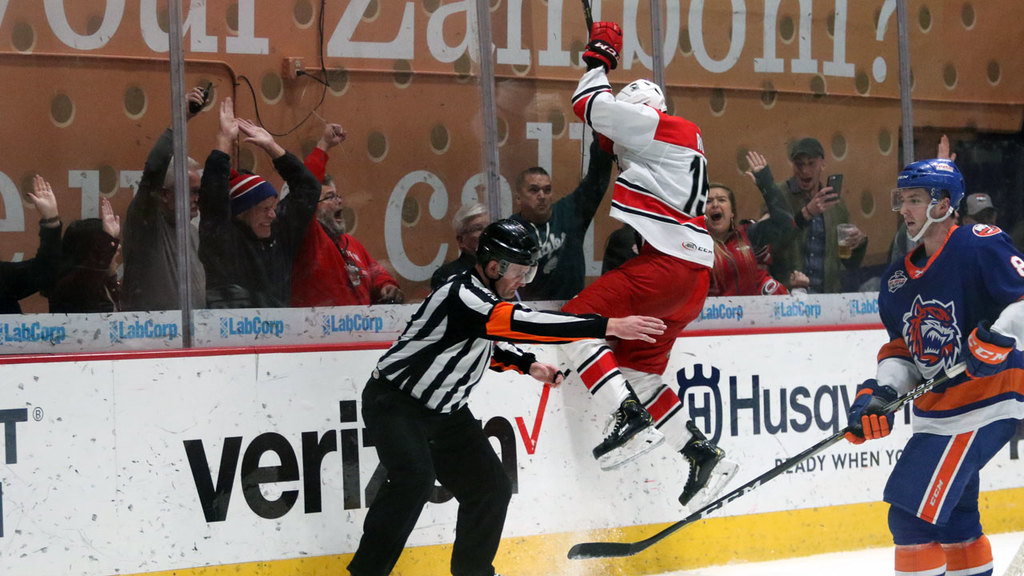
[966,321,1022,379]
[844,378,898,445]
[583,21,623,71]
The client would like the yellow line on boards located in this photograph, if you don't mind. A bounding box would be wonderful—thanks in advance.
[127,487,1024,576]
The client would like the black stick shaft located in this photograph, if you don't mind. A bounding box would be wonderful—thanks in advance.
[567,365,964,559]
[581,0,593,30]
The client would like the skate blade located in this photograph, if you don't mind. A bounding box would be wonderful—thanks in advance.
[685,458,739,511]
[597,427,665,471]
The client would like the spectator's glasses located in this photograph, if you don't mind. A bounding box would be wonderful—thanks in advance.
[319,193,341,203]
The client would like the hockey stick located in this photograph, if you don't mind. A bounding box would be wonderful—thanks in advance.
[568,364,966,560]
[581,0,593,30]
[1004,536,1024,576]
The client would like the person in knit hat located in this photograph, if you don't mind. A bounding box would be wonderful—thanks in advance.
[198,97,321,308]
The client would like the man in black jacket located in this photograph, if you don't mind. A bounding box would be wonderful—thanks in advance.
[198,98,321,308]
[510,136,612,301]
[121,85,207,311]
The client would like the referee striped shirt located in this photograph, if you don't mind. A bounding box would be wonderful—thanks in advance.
[375,269,610,413]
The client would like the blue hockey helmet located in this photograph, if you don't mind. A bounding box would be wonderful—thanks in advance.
[896,158,965,210]
[893,158,965,241]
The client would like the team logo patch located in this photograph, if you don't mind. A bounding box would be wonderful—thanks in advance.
[887,269,908,293]
[902,295,961,378]
[972,223,1002,237]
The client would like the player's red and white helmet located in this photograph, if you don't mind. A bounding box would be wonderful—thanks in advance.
[616,79,667,113]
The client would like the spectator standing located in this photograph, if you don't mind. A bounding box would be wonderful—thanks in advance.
[510,135,612,301]
[48,198,121,313]
[121,85,207,311]
[431,202,490,291]
[962,193,997,226]
[771,137,866,293]
[0,175,62,314]
[291,122,404,306]
[347,219,665,576]
[199,98,321,308]
[705,151,793,296]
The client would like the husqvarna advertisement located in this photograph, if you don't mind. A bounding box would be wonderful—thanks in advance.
[1,330,1021,576]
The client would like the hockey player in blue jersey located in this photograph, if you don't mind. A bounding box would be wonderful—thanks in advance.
[844,158,1024,576]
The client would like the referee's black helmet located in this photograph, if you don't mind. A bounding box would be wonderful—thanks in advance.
[476,219,540,268]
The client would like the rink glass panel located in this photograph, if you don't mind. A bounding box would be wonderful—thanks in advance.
[1,2,1024,354]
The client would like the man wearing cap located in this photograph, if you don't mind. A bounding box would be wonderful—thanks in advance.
[962,192,997,226]
[770,136,866,293]
[198,98,322,308]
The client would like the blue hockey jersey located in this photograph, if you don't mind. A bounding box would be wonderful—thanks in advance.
[877,224,1024,434]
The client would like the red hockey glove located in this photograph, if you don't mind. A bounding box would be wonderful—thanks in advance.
[844,379,898,445]
[966,321,1022,379]
[583,21,623,71]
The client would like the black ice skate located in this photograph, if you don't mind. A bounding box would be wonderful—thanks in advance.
[678,420,738,509]
[593,398,665,470]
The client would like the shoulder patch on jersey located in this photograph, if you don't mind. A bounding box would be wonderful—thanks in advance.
[901,295,961,379]
[887,269,908,293]
[972,223,1002,237]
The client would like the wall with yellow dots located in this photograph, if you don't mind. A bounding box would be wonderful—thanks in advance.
[0,1,1021,310]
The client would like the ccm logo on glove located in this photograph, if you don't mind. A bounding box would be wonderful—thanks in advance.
[967,329,1011,364]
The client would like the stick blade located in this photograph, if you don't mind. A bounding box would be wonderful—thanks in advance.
[568,541,640,559]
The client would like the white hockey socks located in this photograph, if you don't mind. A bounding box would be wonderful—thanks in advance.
[560,339,631,409]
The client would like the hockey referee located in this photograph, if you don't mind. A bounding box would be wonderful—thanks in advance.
[347,219,666,576]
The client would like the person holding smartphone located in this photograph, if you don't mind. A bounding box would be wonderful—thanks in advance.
[768,136,867,293]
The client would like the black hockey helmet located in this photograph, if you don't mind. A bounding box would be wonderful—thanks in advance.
[476,219,540,278]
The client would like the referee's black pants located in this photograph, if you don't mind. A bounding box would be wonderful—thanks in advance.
[348,378,513,576]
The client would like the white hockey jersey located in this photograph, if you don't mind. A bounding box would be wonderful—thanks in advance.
[571,67,714,267]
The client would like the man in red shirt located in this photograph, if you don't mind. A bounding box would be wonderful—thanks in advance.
[291,123,404,307]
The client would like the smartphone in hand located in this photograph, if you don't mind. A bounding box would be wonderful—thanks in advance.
[825,173,843,200]
[189,83,213,115]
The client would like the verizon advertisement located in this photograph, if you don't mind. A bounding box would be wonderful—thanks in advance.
[1,330,1022,575]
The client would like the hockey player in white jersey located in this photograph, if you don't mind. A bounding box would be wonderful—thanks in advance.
[558,20,737,509]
